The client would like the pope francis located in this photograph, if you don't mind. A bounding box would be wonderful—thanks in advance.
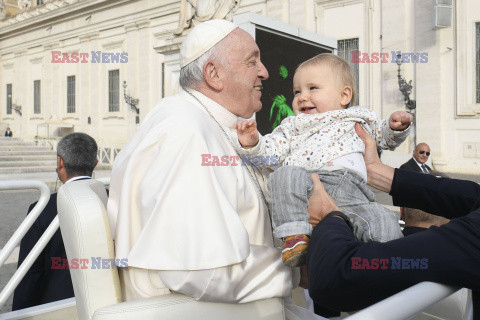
[107,19,323,320]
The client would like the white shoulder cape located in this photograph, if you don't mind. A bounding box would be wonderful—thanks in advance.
[107,92,273,270]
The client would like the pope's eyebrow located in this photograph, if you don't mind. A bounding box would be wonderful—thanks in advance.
[245,50,260,61]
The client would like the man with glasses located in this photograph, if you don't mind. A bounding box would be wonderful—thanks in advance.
[400,142,432,174]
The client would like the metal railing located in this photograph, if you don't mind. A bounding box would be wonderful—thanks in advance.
[31,137,59,151]
[0,298,76,320]
[0,180,51,310]
[27,137,121,166]
[98,146,121,165]
[0,178,111,312]
[344,282,470,320]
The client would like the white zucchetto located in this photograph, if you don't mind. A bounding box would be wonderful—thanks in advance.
[180,19,237,68]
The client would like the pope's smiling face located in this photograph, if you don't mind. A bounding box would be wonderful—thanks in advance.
[217,29,269,118]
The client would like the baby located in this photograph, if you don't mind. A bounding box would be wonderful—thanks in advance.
[235,53,413,267]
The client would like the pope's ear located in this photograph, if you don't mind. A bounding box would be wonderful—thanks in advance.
[203,61,223,91]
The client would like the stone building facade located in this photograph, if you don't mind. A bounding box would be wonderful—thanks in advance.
[1,0,479,173]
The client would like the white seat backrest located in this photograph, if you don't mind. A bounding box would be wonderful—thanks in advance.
[57,179,121,320]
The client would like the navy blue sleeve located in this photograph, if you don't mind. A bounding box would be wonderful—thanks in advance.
[307,210,480,311]
[307,214,416,311]
[390,168,480,219]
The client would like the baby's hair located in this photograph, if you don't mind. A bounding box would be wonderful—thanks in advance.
[296,53,357,106]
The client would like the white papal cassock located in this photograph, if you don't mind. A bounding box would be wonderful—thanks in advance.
[107,89,325,320]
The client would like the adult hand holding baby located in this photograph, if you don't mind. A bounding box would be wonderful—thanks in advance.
[307,174,341,227]
[355,123,395,193]
[306,123,394,226]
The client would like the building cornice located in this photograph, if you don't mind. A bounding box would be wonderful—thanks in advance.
[42,41,60,50]
[315,0,364,9]
[0,0,175,38]
[0,0,179,56]
[154,34,184,56]
[78,31,98,42]
[1,0,104,33]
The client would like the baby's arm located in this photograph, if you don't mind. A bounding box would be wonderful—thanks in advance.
[234,119,259,148]
[374,111,412,150]
[234,117,296,166]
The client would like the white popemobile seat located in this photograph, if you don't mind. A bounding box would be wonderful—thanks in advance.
[56,179,284,320]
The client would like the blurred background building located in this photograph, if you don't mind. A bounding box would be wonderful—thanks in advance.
[0,0,479,173]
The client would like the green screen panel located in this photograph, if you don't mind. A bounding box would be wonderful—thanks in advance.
[255,28,332,135]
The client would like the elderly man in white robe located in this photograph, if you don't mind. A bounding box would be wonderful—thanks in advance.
[107,20,324,320]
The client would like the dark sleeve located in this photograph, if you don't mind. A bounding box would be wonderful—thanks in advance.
[12,203,46,310]
[307,210,480,311]
[307,214,411,311]
[390,168,480,219]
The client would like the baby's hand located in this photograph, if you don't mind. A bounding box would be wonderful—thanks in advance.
[389,111,413,131]
[234,119,259,148]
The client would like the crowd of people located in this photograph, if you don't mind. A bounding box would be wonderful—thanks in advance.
[12,19,480,319]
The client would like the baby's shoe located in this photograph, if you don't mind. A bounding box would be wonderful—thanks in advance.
[282,234,310,267]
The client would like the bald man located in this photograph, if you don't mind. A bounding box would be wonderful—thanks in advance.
[107,20,321,319]
[400,142,432,174]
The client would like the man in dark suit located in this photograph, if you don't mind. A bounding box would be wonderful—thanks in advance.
[4,127,13,137]
[306,124,480,316]
[12,132,99,310]
[400,142,432,173]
